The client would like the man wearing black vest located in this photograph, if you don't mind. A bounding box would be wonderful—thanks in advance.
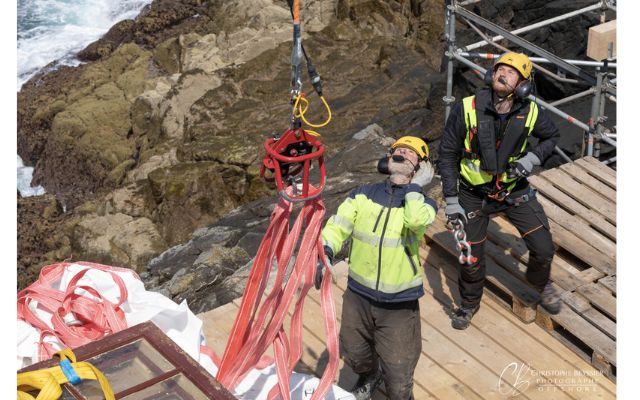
[438,52,562,330]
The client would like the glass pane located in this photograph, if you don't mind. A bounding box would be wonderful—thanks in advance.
[122,373,209,400]
[74,338,176,399]
[60,387,78,399]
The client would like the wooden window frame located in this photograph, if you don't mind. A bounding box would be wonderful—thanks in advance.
[18,321,236,400]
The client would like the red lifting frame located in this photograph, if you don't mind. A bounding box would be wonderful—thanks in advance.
[261,127,326,202]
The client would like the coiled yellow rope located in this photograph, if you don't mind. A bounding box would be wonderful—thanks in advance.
[293,93,332,134]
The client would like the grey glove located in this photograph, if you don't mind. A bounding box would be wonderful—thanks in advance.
[315,246,334,290]
[445,196,467,224]
[509,152,541,179]
[411,161,434,187]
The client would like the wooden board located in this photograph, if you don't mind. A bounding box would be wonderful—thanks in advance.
[198,249,617,398]
[536,194,616,256]
[546,218,615,275]
[559,163,616,202]
[540,169,616,223]
[574,157,616,189]
[528,175,616,239]
[598,276,616,295]
[575,283,616,320]
[587,20,616,61]
[536,304,616,381]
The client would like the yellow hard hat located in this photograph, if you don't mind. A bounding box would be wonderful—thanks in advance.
[391,136,429,160]
[495,52,533,80]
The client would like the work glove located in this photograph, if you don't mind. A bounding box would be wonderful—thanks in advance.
[315,245,334,290]
[508,152,541,179]
[410,161,434,187]
[445,196,467,224]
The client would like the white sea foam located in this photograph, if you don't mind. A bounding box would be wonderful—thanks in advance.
[17,155,45,197]
[17,0,152,89]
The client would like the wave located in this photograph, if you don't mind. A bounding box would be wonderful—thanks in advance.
[17,0,152,90]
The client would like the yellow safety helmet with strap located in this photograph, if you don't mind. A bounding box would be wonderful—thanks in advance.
[494,52,533,80]
[390,136,429,161]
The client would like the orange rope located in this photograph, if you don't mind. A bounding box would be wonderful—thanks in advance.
[293,0,300,23]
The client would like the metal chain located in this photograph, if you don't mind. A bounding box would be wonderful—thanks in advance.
[446,219,477,265]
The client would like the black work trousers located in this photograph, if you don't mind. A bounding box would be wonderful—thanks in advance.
[457,186,555,308]
[340,287,421,400]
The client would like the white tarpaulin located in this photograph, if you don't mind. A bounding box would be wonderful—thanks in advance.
[17,263,354,399]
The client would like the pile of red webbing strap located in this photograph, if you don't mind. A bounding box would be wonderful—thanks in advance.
[17,261,135,361]
[216,185,339,400]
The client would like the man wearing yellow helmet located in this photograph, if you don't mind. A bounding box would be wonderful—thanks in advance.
[319,136,437,399]
[439,52,561,330]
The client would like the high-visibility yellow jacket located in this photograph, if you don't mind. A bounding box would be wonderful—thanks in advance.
[322,180,437,302]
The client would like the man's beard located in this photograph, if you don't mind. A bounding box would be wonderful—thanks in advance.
[389,160,414,184]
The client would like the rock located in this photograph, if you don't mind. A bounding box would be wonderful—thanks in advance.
[17,194,70,290]
[147,162,248,245]
[25,43,153,209]
[77,20,136,61]
[71,213,166,272]
[97,182,155,218]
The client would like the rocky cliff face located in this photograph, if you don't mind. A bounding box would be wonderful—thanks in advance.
[17,0,603,310]
[18,0,446,291]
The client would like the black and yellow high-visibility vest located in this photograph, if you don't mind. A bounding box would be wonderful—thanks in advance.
[459,94,539,192]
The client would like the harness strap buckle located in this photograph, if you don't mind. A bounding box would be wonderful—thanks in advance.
[504,188,537,206]
[487,190,508,202]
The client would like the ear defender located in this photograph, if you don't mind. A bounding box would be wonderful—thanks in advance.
[484,69,493,86]
[514,79,532,99]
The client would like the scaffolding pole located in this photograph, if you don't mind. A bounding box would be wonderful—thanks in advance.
[588,70,604,156]
[444,1,456,120]
[463,2,603,52]
[459,52,617,68]
[550,88,595,107]
[455,5,596,85]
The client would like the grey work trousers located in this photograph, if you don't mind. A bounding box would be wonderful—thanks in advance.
[340,287,421,400]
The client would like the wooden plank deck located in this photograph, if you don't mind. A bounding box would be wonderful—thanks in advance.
[198,255,616,399]
[424,156,617,382]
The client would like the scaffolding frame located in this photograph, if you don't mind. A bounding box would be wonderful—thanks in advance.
[443,0,617,165]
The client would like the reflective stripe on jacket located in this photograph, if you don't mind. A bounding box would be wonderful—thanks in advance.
[321,180,437,302]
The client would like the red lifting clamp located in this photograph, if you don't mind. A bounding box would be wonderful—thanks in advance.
[260,127,326,202]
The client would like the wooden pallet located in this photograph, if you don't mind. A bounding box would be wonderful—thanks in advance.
[425,215,539,323]
[530,156,617,381]
[425,156,616,381]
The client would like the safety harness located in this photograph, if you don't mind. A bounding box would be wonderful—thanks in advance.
[219,1,339,399]
[460,94,538,200]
